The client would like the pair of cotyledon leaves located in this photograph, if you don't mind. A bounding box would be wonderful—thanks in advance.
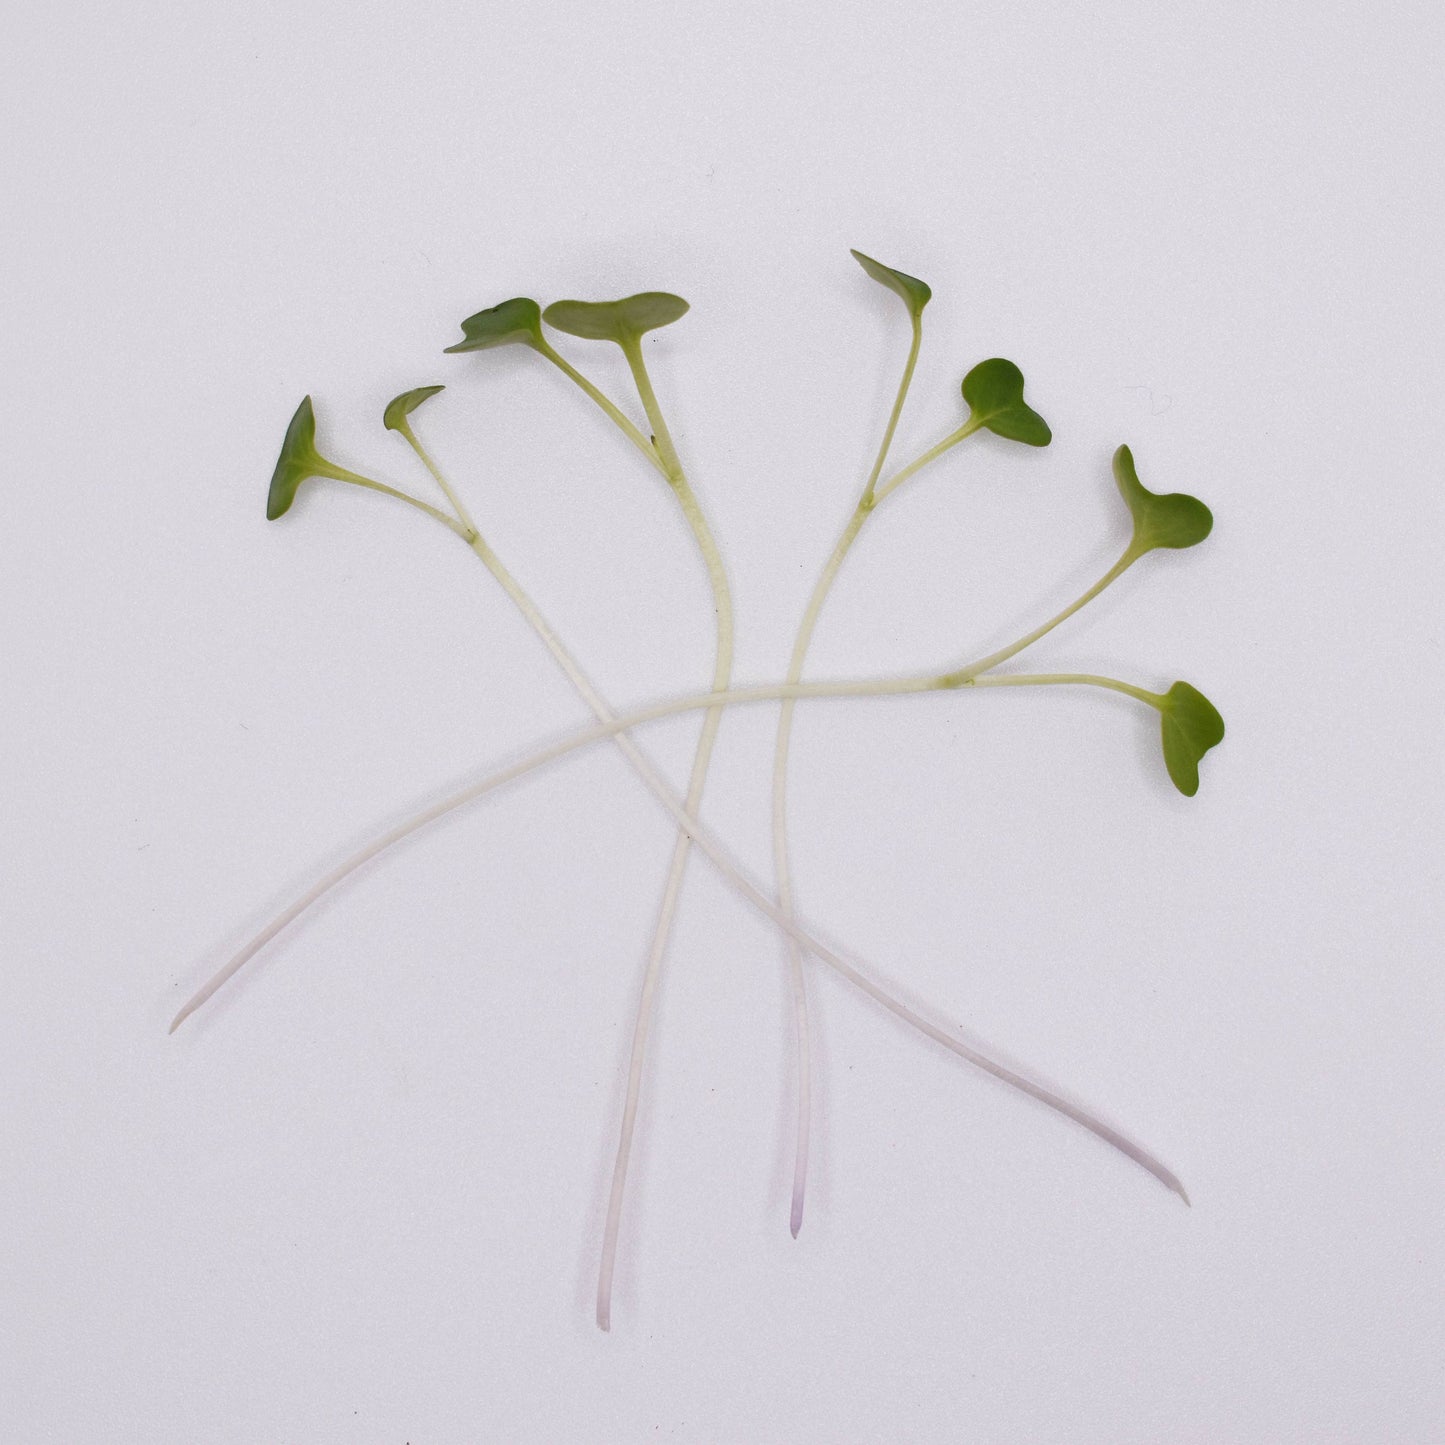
[265,251,1222,793]
[444,293,689,352]
[266,395,341,521]
[265,387,447,519]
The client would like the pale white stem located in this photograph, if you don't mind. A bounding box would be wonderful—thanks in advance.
[174,524,1150,1045]
[167,684,921,1035]
[772,504,867,1238]
[772,329,973,1236]
[593,340,733,1329]
[596,536,732,1329]
[169,669,1187,1206]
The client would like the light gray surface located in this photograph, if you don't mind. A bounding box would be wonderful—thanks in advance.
[2,1,1442,1440]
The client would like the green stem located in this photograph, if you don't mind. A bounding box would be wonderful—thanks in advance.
[859,315,923,506]
[534,339,669,479]
[869,418,981,508]
[941,546,1141,686]
[620,335,684,481]
[324,465,471,536]
[393,422,480,538]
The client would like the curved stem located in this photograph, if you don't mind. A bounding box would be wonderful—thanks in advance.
[597,475,732,1331]
[187,499,1145,1045]
[772,507,867,1238]
[772,319,990,1234]
[594,335,732,1331]
[168,667,1186,1207]
[169,679,931,1036]
[771,319,934,1235]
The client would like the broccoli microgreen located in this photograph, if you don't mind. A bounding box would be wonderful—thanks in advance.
[174,249,1224,1331]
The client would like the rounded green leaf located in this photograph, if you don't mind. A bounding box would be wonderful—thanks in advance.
[542,293,689,344]
[961,358,1052,446]
[444,297,544,353]
[383,385,445,433]
[850,248,931,317]
[1158,681,1225,796]
[1113,445,1212,553]
[266,396,339,520]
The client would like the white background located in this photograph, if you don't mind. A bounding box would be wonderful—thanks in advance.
[3,2,1443,1440]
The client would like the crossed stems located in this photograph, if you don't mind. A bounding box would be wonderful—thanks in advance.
[387,333,731,1332]
[581,335,733,1333]
[172,340,1187,1329]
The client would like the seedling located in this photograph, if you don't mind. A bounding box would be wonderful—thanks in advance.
[769,254,1061,1239]
[173,250,1223,1331]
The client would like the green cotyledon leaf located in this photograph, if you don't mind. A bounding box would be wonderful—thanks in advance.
[961,358,1052,446]
[542,293,689,344]
[382,385,445,433]
[1157,681,1225,796]
[1113,445,1212,554]
[266,396,353,520]
[444,298,544,353]
[850,248,932,318]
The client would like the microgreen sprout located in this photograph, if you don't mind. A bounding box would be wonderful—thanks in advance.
[771,252,1064,1236]
[175,250,1224,1330]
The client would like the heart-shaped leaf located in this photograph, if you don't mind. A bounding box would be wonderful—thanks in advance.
[266,396,350,520]
[1113,445,1212,553]
[961,359,1052,446]
[542,293,689,344]
[444,297,544,353]
[383,385,445,433]
[850,248,931,318]
[1157,681,1225,796]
